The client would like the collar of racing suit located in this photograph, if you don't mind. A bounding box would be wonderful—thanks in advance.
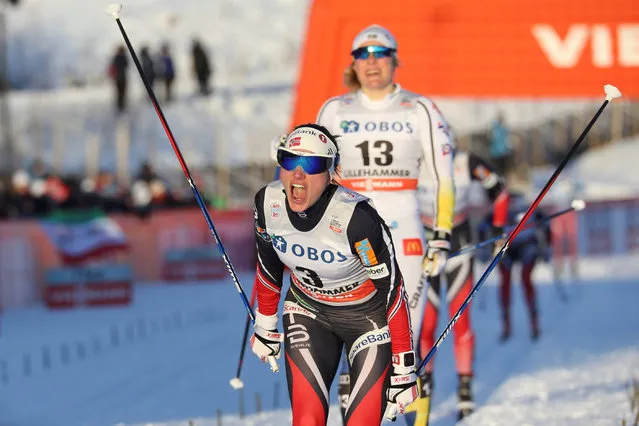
[357,83,402,110]
[284,183,339,232]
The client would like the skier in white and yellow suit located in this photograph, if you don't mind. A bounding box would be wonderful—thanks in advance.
[316,24,456,426]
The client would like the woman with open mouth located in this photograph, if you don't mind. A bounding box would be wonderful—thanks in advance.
[250,123,419,425]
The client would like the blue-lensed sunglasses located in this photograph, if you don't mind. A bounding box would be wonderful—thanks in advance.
[351,45,395,60]
[277,150,334,175]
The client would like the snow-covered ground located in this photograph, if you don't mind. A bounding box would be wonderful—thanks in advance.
[1,132,638,424]
[0,257,638,426]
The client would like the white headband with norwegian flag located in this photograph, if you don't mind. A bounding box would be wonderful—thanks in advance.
[281,126,338,159]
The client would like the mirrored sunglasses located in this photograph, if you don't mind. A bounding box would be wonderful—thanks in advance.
[351,45,395,60]
[277,150,333,175]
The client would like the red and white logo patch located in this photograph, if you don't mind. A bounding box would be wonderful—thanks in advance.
[288,136,302,147]
[270,201,281,218]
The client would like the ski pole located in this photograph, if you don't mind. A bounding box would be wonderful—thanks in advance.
[230,281,258,389]
[106,3,280,373]
[450,199,586,259]
[417,200,585,313]
[385,84,621,421]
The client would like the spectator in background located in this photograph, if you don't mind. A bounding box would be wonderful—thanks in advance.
[44,174,70,208]
[136,161,159,183]
[1,163,199,219]
[29,178,55,216]
[131,162,169,217]
[25,159,70,211]
[79,177,100,208]
[7,170,36,217]
[78,171,128,212]
[477,192,551,342]
[158,43,175,102]
[108,44,129,113]
[130,179,153,219]
[95,170,126,212]
[0,179,9,218]
[140,45,156,90]
[488,112,512,175]
[191,38,212,96]
[28,158,49,181]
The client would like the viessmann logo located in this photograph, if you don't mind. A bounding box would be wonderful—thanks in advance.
[533,23,639,68]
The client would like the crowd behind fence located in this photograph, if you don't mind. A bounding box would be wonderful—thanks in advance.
[2,84,638,215]
[0,160,202,220]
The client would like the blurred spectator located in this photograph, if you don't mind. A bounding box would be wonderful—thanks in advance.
[191,38,213,96]
[7,170,37,217]
[136,161,158,183]
[28,158,49,180]
[29,178,54,215]
[157,43,175,102]
[79,177,100,207]
[130,162,172,218]
[140,45,156,90]
[488,112,512,175]
[95,170,127,212]
[0,179,9,218]
[149,179,169,206]
[45,175,71,207]
[0,161,204,220]
[108,45,129,113]
[130,179,153,219]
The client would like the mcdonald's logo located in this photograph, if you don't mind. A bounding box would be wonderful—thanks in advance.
[402,238,424,256]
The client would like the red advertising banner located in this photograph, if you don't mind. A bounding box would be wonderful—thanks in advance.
[0,207,255,310]
[292,0,639,126]
[44,264,133,309]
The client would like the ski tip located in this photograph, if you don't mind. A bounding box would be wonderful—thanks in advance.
[604,84,622,101]
[229,377,244,389]
[570,199,586,211]
[106,4,122,19]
